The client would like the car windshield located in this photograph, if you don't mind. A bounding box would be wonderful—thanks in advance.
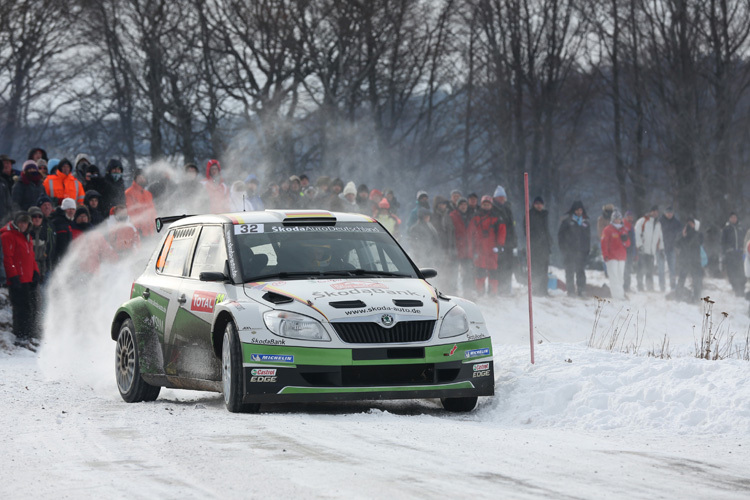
[233,222,419,282]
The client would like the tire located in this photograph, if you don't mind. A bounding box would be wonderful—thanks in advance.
[441,396,478,412]
[116,318,161,403]
[222,321,260,413]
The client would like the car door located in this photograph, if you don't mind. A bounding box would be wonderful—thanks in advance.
[151,225,199,378]
[170,224,231,381]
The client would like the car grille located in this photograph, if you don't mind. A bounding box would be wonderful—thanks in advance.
[331,320,435,344]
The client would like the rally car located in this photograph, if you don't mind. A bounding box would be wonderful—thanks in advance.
[112,210,494,413]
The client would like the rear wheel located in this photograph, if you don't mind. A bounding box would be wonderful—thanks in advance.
[116,318,160,402]
[222,321,260,413]
[441,396,478,412]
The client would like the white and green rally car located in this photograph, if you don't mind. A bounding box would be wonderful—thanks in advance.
[111,210,494,413]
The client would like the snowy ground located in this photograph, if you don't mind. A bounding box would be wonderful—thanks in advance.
[1,266,750,499]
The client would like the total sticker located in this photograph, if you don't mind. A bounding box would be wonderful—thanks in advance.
[234,223,264,235]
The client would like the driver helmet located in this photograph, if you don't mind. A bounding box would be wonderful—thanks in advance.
[303,242,333,268]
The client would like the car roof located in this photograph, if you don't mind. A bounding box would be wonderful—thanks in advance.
[165,210,376,229]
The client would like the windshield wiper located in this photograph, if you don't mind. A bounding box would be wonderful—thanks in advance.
[319,269,411,278]
[246,271,323,282]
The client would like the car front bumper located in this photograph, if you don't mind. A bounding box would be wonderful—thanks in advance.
[240,339,494,404]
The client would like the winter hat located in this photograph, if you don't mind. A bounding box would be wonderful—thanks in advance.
[74,153,92,167]
[316,176,331,188]
[650,205,659,212]
[107,159,123,172]
[87,165,101,178]
[611,209,623,222]
[133,168,145,180]
[493,185,506,198]
[14,211,31,225]
[231,180,247,193]
[568,200,585,214]
[57,158,73,173]
[206,159,221,178]
[36,194,52,207]
[467,193,478,200]
[343,181,357,196]
[27,147,48,161]
[289,175,300,183]
[183,162,198,173]
[665,205,674,213]
[331,178,344,190]
[625,210,634,218]
[244,173,258,183]
[36,158,47,170]
[450,189,462,197]
[369,189,383,200]
[47,158,60,172]
[357,184,369,194]
[22,160,38,172]
[378,198,391,209]
[533,196,544,205]
[457,197,468,207]
[416,190,428,201]
[61,198,77,210]
[480,195,493,204]
[0,155,16,164]
[28,206,43,217]
[602,203,615,212]
[74,206,90,220]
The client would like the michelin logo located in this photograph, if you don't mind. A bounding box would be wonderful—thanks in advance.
[250,354,294,363]
[464,348,490,359]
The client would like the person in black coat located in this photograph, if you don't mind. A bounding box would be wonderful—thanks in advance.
[50,198,77,266]
[557,200,591,297]
[524,196,552,296]
[659,206,682,290]
[720,212,746,296]
[84,190,105,227]
[101,159,126,217]
[491,186,517,294]
[675,216,703,301]
[12,161,45,211]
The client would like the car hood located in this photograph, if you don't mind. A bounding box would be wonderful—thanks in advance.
[243,278,441,322]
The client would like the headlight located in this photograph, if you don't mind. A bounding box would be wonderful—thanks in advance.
[263,310,331,341]
[438,306,469,338]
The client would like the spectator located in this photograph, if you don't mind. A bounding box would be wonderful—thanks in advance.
[601,210,630,300]
[50,198,76,265]
[557,200,591,297]
[106,205,140,256]
[375,198,401,236]
[634,206,664,291]
[85,165,108,197]
[28,206,54,280]
[407,191,430,230]
[355,184,370,214]
[491,185,517,294]
[12,161,45,211]
[659,206,682,290]
[340,182,358,212]
[408,207,441,269]
[448,189,462,212]
[44,158,85,206]
[36,195,54,219]
[369,189,384,217]
[261,182,281,209]
[37,159,48,180]
[325,178,345,212]
[27,147,48,163]
[623,211,637,293]
[73,153,92,185]
[283,175,302,208]
[469,195,506,296]
[83,190,105,226]
[202,159,229,213]
[299,174,310,190]
[1,211,40,349]
[466,193,479,219]
[101,159,126,216]
[244,175,264,210]
[597,203,614,240]
[720,212,746,297]
[125,169,157,237]
[674,216,703,302]
[0,154,16,223]
[384,190,400,216]
[524,196,552,296]
[70,206,93,239]
[449,198,474,295]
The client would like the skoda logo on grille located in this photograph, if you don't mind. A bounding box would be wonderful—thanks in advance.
[380,314,395,327]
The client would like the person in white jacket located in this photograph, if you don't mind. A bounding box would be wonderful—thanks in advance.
[634,205,664,291]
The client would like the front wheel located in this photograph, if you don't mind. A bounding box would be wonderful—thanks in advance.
[441,396,478,412]
[222,321,260,413]
[116,318,160,403]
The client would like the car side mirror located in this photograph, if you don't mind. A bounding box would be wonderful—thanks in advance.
[199,271,227,282]
[420,268,438,279]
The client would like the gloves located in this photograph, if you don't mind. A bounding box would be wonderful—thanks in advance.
[32,271,41,285]
[9,276,21,291]
[620,234,628,242]
[492,247,499,253]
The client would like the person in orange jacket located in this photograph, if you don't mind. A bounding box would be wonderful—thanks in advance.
[202,159,229,213]
[125,169,157,237]
[468,195,507,296]
[1,212,41,348]
[44,158,85,206]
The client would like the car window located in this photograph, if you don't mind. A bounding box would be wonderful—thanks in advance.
[156,227,196,276]
[189,225,228,278]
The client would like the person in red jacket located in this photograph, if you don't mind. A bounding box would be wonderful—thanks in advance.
[469,195,507,296]
[601,210,630,300]
[449,198,474,295]
[125,169,157,237]
[202,159,229,213]
[1,212,41,348]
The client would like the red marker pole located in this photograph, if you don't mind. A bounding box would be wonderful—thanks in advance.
[524,173,535,364]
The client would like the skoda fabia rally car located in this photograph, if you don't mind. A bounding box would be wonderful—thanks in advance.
[111,210,494,413]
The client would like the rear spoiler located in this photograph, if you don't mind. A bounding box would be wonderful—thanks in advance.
[155,214,196,233]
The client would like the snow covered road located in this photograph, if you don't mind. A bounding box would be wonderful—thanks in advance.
[2,270,750,498]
